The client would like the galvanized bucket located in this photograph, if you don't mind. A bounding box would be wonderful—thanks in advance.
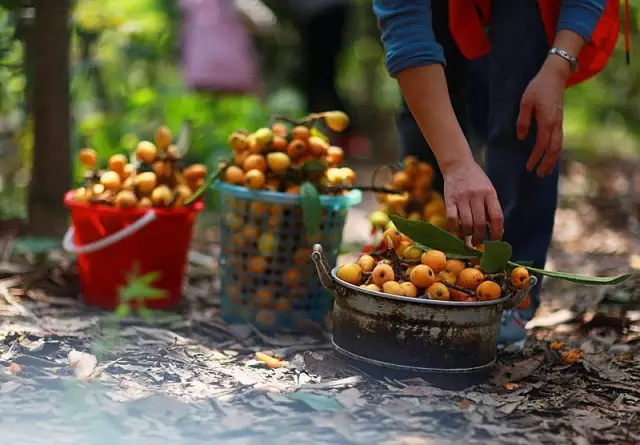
[311,244,537,386]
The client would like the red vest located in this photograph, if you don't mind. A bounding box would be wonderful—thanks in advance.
[448,0,622,88]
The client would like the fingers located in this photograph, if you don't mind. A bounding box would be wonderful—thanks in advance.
[457,199,474,238]
[446,198,460,233]
[526,111,551,174]
[470,196,487,244]
[485,194,504,240]
[537,122,563,177]
[517,97,534,141]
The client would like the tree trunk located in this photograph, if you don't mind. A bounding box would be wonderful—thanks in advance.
[27,0,71,237]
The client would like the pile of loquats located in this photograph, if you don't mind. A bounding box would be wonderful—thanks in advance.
[70,126,207,209]
[368,156,456,234]
[221,111,357,194]
[337,227,532,308]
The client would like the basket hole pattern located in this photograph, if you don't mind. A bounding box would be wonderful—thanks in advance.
[218,193,348,330]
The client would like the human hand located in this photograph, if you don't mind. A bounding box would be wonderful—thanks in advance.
[517,62,567,177]
[443,159,504,245]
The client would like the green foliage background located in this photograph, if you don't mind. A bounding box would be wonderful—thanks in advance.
[0,0,637,218]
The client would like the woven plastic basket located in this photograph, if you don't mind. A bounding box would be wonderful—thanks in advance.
[212,181,362,331]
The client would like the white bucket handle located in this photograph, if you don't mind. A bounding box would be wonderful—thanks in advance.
[62,211,157,255]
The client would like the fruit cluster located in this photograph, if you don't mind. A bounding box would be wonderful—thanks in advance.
[368,155,453,234]
[71,126,207,209]
[337,227,532,307]
[222,111,356,194]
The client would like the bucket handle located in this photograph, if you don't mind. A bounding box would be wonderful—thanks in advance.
[311,244,346,296]
[502,275,538,310]
[62,211,157,255]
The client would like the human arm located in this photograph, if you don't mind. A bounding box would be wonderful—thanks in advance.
[517,1,606,177]
[374,0,504,242]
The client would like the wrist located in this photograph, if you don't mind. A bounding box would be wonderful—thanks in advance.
[438,148,475,175]
[541,49,575,83]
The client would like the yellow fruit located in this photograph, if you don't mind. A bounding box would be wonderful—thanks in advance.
[427,282,450,301]
[225,165,245,185]
[72,187,89,203]
[79,148,97,168]
[292,126,310,141]
[395,240,413,258]
[136,141,158,164]
[108,154,127,176]
[91,183,105,195]
[423,200,446,219]
[323,110,350,132]
[437,271,457,285]
[247,134,261,154]
[248,256,268,274]
[372,264,394,287]
[476,280,502,301]
[325,167,347,186]
[402,245,423,260]
[408,212,422,221]
[382,281,404,296]
[257,233,277,257]
[360,283,381,292]
[421,250,447,273]
[325,146,344,166]
[122,163,134,180]
[511,267,530,289]
[392,171,411,190]
[271,122,289,137]
[400,282,418,298]
[150,185,173,207]
[114,190,137,208]
[445,259,466,277]
[228,131,249,151]
[306,136,328,157]
[409,264,436,288]
[244,169,266,190]
[368,210,390,228]
[134,172,158,195]
[139,197,152,209]
[458,268,485,290]
[184,164,208,181]
[428,214,448,230]
[155,126,172,151]
[266,152,291,173]
[100,170,121,192]
[254,128,274,149]
[340,167,356,185]
[356,255,375,273]
[382,228,403,248]
[337,263,363,285]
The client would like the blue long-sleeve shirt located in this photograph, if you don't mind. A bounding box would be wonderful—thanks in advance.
[373,0,607,77]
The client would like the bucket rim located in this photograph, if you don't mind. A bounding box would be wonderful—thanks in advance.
[212,180,363,207]
[330,265,511,308]
[63,191,205,216]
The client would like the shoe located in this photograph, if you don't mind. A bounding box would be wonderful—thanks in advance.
[498,309,529,351]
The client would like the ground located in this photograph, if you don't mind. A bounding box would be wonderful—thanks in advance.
[0,160,638,445]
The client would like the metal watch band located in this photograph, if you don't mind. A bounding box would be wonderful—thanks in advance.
[548,47,578,72]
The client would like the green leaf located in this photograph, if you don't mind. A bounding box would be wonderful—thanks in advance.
[509,261,633,285]
[302,159,328,175]
[286,393,340,412]
[300,181,322,237]
[480,241,512,273]
[391,216,478,259]
[114,304,130,318]
[310,127,329,143]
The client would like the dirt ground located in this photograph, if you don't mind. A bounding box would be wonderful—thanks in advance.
[0,160,638,445]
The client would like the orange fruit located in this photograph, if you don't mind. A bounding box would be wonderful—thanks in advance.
[476,280,502,301]
[409,264,436,288]
[458,268,485,290]
[421,250,447,273]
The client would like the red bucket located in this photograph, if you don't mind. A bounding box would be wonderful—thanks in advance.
[63,191,204,310]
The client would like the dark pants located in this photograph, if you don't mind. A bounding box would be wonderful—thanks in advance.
[397,0,558,312]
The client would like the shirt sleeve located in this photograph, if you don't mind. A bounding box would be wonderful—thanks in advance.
[372,0,444,77]
[557,0,607,42]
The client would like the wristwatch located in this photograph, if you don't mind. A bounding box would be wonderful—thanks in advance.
[548,47,578,72]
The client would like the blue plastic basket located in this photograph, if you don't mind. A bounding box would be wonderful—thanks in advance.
[212,181,362,331]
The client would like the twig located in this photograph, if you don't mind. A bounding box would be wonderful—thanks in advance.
[269,113,323,128]
[442,281,476,297]
[319,185,405,195]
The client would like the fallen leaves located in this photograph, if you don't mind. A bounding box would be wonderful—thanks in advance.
[255,351,285,368]
[67,349,97,380]
[550,341,566,350]
[503,383,519,391]
[562,349,585,365]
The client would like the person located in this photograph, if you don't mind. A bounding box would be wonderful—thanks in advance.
[373,0,620,346]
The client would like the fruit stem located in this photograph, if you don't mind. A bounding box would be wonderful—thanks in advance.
[270,113,322,128]
[441,281,476,297]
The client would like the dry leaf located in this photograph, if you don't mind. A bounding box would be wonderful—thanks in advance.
[550,341,566,351]
[459,400,471,409]
[562,349,584,365]
[255,351,283,369]
[616,354,633,361]
[7,362,21,375]
[503,383,519,391]
[68,349,97,380]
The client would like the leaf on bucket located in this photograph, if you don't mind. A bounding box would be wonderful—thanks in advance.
[286,392,341,412]
[510,262,633,286]
[300,181,321,237]
[480,241,512,273]
[390,216,478,259]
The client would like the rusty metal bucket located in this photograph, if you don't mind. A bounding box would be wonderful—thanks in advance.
[311,244,537,387]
